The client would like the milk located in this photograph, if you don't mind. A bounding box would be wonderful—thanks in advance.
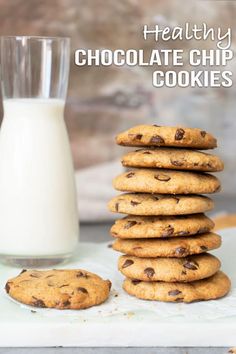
[0,99,79,256]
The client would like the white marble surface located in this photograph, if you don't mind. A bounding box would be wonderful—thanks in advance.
[0,348,233,354]
[0,227,235,349]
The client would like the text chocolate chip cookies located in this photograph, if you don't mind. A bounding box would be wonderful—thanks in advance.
[109,124,230,303]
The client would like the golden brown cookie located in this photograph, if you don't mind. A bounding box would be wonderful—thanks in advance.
[118,254,221,282]
[116,125,217,149]
[123,271,231,302]
[112,232,221,258]
[5,269,111,310]
[108,193,214,216]
[113,169,220,194]
[110,214,214,239]
[121,148,224,172]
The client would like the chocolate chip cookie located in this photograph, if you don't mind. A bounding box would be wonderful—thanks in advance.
[108,193,214,215]
[116,125,217,149]
[121,148,224,172]
[123,271,230,302]
[110,214,214,239]
[112,232,221,258]
[5,269,111,310]
[118,253,221,282]
[113,169,220,194]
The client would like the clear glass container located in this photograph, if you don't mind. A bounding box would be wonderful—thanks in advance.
[0,36,79,267]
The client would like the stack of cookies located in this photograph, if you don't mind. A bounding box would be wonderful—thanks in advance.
[108,125,231,303]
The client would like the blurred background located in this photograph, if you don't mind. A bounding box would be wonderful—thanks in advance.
[0,0,235,224]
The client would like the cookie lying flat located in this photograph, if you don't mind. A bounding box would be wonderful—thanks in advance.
[121,148,224,172]
[113,169,220,194]
[5,269,111,310]
[116,125,217,149]
[108,193,214,216]
[110,214,214,239]
[123,271,230,303]
[112,232,221,258]
[119,253,221,282]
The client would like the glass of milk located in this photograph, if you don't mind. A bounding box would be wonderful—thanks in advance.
[0,36,79,267]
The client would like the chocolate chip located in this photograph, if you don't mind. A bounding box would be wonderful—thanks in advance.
[168,289,182,296]
[122,259,134,268]
[63,300,71,306]
[142,151,152,154]
[152,196,159,201]
[107,243,113,248]
[162,226,174,237]
[174,297,184,302]
[124,221,137,229]
[150,135,165,144]
[78,287,88,294]
[207,162,213,168]
[126,172,135,178]
[200,245,208,251]
[154,174,171,182]
[175,247,187,256]
[172,196,180,203]
[200,130,206,137]
[135,134,142,140]
[181,270,187,275]
[171,159,184,166]
[153,124,160,127]
[20,269,27,274]
[130,200,141,206]
[33,299,46,308]
[5,282,10,293]
[183,261,199,270]
[58,284,69,288]
[132,279,141,285]
[76,271,89,278]
[115,202,119,212]
[144,267,155,279]
[197,227,209,234]
[175,128,185,140]
[129,133,143,141]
